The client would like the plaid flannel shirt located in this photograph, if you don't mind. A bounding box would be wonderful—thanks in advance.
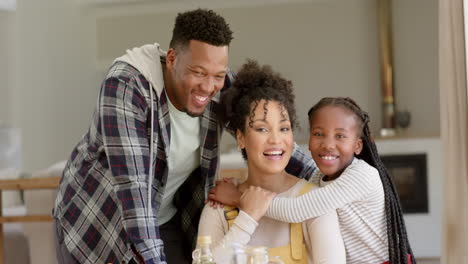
[54,61,316,264]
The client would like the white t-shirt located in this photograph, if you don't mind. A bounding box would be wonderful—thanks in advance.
[158,98,201,225]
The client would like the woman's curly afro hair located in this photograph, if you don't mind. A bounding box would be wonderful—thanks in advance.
[221,59,297,135]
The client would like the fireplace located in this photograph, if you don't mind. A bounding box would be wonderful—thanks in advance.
[375,138,441,257]
[381,153,429,214]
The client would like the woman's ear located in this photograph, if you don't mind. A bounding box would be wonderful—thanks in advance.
[354,138,363,155]
[236,129,245,150]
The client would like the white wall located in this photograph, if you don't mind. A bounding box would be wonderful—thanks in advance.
[12,0,100,171]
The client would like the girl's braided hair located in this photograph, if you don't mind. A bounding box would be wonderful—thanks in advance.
[308,97,415,264]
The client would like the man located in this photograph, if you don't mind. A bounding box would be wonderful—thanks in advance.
[53,9,314,264]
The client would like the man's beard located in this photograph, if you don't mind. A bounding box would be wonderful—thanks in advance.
[185,107,205,117]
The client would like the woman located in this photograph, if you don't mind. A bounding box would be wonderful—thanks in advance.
[197,60,346,264]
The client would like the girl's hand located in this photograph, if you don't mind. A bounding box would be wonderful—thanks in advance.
[207,178,242,207]
[239,186,276,221]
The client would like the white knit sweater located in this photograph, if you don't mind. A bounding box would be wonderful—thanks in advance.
[266,158,389,264]
[198,180,346,264]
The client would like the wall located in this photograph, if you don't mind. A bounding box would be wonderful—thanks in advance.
[95,0,439,152]
[393,0,439,137]
[5,0,439,171]
[223,0,381,146]
[12,0,100,171]
[0,11,14,125]
[95,0,381,148]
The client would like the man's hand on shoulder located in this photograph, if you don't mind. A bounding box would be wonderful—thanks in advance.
[207,178,242,208]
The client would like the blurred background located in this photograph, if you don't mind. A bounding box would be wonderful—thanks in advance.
[0,0,438,171]
[0,0,445,263]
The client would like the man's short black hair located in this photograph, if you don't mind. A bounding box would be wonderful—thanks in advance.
[169,8,233,50]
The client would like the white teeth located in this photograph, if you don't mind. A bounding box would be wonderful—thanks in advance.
[195,95,208,102]
[321,155,337,160]
[264,151,283,155]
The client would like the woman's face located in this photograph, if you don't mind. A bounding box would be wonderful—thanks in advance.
[236,100,294,175]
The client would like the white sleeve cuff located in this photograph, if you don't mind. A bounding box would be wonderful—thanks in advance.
[234,210,258,235]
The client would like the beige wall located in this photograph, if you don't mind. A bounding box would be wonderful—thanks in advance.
[0,11,14,125]
[8,0,439,168]
[12,0,100,171]
[393,0,439,138]
[95,0,439,152]
[96,0,381,146]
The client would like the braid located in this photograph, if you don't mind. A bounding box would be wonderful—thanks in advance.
[308,97,415,264]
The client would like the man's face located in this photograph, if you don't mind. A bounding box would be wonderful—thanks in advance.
[165,40,229,117]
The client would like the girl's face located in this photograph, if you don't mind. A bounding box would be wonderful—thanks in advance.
[308,105,363,180]
[236,100,294,175]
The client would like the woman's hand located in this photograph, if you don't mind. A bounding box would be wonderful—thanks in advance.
[207,178,242,207]
[239,186,276,222]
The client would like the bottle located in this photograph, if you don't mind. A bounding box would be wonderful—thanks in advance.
[246,246,284,264]
[229,243,248,264]
[247,246,268,264]
[192,236,216,264]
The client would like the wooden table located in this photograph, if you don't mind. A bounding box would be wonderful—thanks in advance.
[0,176,60,264]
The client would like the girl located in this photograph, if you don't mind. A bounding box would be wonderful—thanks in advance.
[198,61,346,264]
[211,97,415,264]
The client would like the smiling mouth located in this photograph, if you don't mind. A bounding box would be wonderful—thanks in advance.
[319,155,338,160]
[263,150,285,157]
[194,95,208,102]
